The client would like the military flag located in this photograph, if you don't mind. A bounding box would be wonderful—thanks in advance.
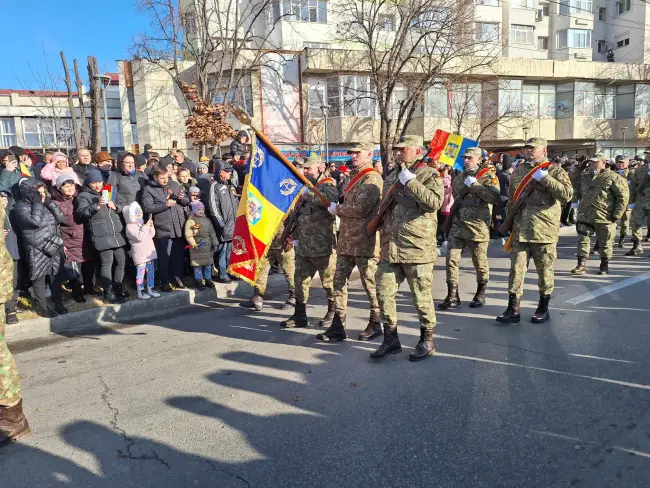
[427,129,479,171]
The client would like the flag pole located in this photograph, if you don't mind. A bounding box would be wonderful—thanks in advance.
[230,106,331,206]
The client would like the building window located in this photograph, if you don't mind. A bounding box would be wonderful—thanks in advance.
[307,80,326,119]
[510,0,533,8]
[617,38,630,48]
[499,80,523,116]
[537,37,548,50]
[574,82,595,116]
[390,85,408,119]
[560,0,593,14]
[557,29,592,48]
[99,120,124,149]
[617,84,635,119]
[22,118,74,148]
[597,40,606,53]
[268,0,327,23]
[304,42,331,48]
[474,22,500,42]
[510,24,534,44]
[326,76,375,118]
[210,72,254,116]
[538,3,550,16]
[522,83,555,118]
[556,82,574,118]
[0,118,16,147]
[598,7,606,20]
[635,84,650,118]
[595,85,616,119]
[451,83,482,118]
[617,0,631,15]
[425,84,449,117]
[378,14,396,31]
[475,0,499,5]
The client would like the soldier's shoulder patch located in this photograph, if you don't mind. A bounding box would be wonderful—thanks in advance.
[320,177,336,186]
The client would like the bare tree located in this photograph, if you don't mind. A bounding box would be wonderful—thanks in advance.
[60,51,81,152]
[87,56,102,154]
[74,58,89,149]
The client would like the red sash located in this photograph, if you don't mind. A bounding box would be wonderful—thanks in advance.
[319,177,336,186]
[344,167,377,197]
[475,167,492,180]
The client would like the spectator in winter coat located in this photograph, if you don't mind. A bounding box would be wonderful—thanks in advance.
[72,149,95,184]
[107,152,146,206]
[438,165,454,244]
[0,152,24,201]
[184,201,219,289]
[177,168,197,194]
[135,154,148,175]
[123,201,160,300]
[197,163,209,177]
[173,150,197,177]
[40,152,81,190]
[0,191,20,325]
[8,146,35,180]
[141,166,189,292]
[76,169,129,305]
[95,152,115,183]
[229,130,249,158]
[13,178,66,318]
[51,174,94,304]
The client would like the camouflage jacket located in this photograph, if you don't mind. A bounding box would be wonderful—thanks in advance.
[0,204,14,304]
[572,168,629,224]
[380,162,444,263]
[337,163,383,257]
[295,174,338,258]
[508,161,573,244]
[450,167,500,242]
[630,163,650,210]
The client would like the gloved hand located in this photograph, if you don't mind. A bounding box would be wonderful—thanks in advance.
[327,202,338,215]
[292,240,299,249]
[500,195,508,202]
[532,168,548,182]
[464,176,477,188]
[398,168,417,185]
[628,203,636,210]
[571,202,579,209]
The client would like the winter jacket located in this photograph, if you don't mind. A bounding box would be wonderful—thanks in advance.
[181,159,198,177]
[40,163,81,188]
[13,178,66,280]
[0,168,24,201]
[123,202,157,265]
[201,167,239,242]
[229,137,247,157]
[52,193,91,263]
[4,207,19,261]
[141,179,189,239]
[76,185,127,252]
[441,175,454,214]
[72,163,94,184]
[108,171,146,206]
[184,214,219,266]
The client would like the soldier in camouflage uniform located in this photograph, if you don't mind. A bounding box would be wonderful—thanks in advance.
[615,156,633,248]
[371,135,444,362]
[497,138,573,324]
[570,153,629,275]
[0,203,30,447]
[439,147,500,310]
[625,147,650,256]
[281,155,338,328]
[316,141,383,342]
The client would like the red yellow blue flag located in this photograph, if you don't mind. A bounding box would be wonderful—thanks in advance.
[427,129,479,171]
[227,132,306,284]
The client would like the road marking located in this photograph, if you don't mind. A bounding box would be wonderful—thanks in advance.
[230,325,272,333]
[565,271,650,305]
[569,353,636,364]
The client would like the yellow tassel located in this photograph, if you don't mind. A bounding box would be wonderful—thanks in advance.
[503,234,513,252]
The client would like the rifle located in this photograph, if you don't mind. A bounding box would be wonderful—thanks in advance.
[498,181,540,235]
[280,197,307,247]
[440,187,470,235]
[367,181,403,235]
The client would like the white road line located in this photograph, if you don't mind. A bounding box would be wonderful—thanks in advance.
[565,271,650,305]
[230,325,272,333]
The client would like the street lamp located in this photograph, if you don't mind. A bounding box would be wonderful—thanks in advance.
[621,126,629,156]
[320,104,330,164]
[522,126,530,143]
[95,74,112,153]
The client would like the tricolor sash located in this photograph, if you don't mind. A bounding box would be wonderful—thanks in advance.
[344,167,377,197]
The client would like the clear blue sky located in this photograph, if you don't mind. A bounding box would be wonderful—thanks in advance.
[1,0,147,89]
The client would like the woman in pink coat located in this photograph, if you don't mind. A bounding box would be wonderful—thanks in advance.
[40,152,81,189]
[439,165,454,243]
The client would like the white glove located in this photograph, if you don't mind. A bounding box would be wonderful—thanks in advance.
[571,202,579,209]
[398,168,417,185]
[532,168,548,182]
[292,240,299,249]
[327,202,338,215]
[628,203,636,210]
[464,176,477,187]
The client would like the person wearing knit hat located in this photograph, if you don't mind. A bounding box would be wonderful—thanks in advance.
[135,154,147,172]
[197,162,209,175]
[84,169,104,185]
[95,151,114,182]
[41,152,81,188]
[184,198,219,290]
[199,156,210,162]
[54,174,77,190]
[188,186,201,203]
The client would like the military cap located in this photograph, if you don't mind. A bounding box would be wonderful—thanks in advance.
[615,154,629,163]
[348,141,375,153]
[524,137,547,148]
[463,147,482,158]
[303,154,323,168]
[393,135,423,148]
[589,153,607,162]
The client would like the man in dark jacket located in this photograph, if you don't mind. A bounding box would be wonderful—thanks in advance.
[108,152,145,206]
[72,149,95,184]
[206,161,239,283]
[173,151,197,177]
[95,152,115,183]
[229,130,249,159]
[141,166,189,291]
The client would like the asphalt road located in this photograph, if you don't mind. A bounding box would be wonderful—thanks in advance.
[2,232,650,488]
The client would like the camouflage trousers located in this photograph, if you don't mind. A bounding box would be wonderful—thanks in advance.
[333,255,379,316]
[508,241,556,298]
[255,247,295,294]
[619,208,631,236]
[294,252,336,304]
[577,222,616,259]
[446,237,489,286]
[376,260,436,331]
[0,307,21,407]
[630,206,650,241]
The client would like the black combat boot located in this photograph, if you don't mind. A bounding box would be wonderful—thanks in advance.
[103,286,126,305]
[437,283,460,310]
[195,279,206,291]
[113,283,130,300]
[496,293,520,324]
[71,282,86,303]
[370,324,402,359]
[0,399,31,447]
[598,257,609,275]
[281,289,296,310]
[531,294,551,323]
[618,234,626,248]
[281,301,309,328]
[5,300,18,325]
[53,302,69,315]
[409,328,435,362]
[626,238,643,256]
[469,282,487,308]
[358,310,382,341]
[590,240,599,255]
[571,256,587,275]
[316,313,347,342]
[319,299,335,327]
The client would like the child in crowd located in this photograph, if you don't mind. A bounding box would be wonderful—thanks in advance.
[184,201,218,290]
[123,201,160,300]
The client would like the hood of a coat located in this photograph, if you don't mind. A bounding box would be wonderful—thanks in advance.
[123,201,144,224]
[19,177,43,203]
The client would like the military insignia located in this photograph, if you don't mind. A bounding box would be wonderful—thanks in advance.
[252,146,265,169]
[232,236,247,255]
[444,143,459,159]
[280,178,297,196]
[247,192,263,225]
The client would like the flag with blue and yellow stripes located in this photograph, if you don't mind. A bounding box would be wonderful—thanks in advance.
[227,132,306,284]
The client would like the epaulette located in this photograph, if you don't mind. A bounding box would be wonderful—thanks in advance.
[320,177,336,186]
